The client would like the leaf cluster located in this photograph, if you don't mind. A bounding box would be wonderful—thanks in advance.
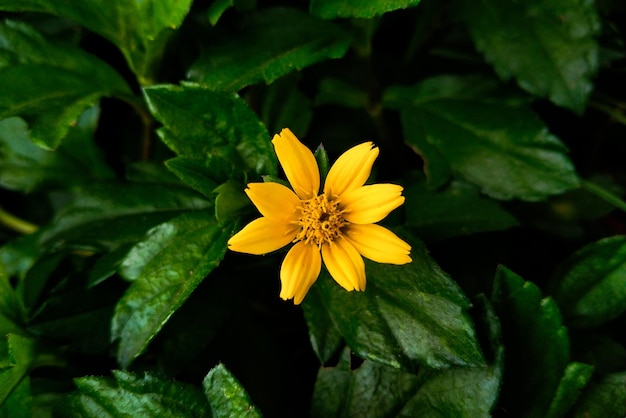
[0,0,625,417]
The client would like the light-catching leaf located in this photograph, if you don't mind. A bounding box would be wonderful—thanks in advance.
[203,364,261,418]
[144,83,277,185]
[61,370,210,417]
[112,212,236,367]
[312,295,503,417]
[310,0,421,19]
[551,235,626,327]
[455,0,600,113]
[0,334,36,405]
[404,180,519,241]
[0,0,193,83]
[188,7,351,92]
[0,20,130,148]
[384,75,580,200]
[546,362,595,418]
[303,230,484,371]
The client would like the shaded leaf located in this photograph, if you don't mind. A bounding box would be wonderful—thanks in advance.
[261,77,313,138]
[569,371,626,418]
[112,212,236,367]
[492,266,569,416]
[207,0,234,26]
[0,0,193,83]
[384,75,580,200]
[310,0,422,19]
[314,78,369,109]
[60,370,209,417]
[552,235,626,327]
[0,376,31,418]
[456,0,600,112]
[304,230,484,371]
[0,20,130,148]
[188,7,351,92]
[0,110,113,192]
[404,180,518,241]
[0,334,36,405]
[203,364,261,418]
[144,83,277,180]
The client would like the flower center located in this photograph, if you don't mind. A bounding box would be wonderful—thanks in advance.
[295,193,346,247]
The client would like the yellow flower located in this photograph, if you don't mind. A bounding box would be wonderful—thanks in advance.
[227,128,412,304]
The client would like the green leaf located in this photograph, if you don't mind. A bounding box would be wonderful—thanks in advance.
[0,111,113,192]
[384,75,580,200]
[314,144,330,186]
[404,180,519,241]
[260,77,313,138]
[310,0,422,19]
[314,78,369,109]
[214,181,251,225]
[0,20,130,148]
[28,273,119,355]
[144,83,277,179]
[569,371,626,418]
[492,266,570,416]
[0,0,193,84]
[38,182,211,252]
[188,7,351,92]
[552,235,626,327]
[312,296,503,417]
[0,334,36,405]
[301,287,344,364]
[455,0,600,113]
[0,263,22,335]
[0,376,31,418]
[112,212,236,367]
[546,362,594,418]
[207,0,234,26]
[203,364,261,418]
[303,230,484,370]
[311,350,419,417]
[61,370,210,417]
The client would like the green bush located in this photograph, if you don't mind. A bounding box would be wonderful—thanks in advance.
[0,0,625,416]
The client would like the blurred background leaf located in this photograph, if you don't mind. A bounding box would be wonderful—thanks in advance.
[455,0,600,113]
[188,7,351,92]
[0,0,194,84]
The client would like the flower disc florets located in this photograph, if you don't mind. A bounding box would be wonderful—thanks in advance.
[296,194,346,247]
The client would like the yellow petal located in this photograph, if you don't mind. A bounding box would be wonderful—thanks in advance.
[245,182,300,221]
[228,217,298,255]
[324,142,379,197]
[340,184,405,224]
[344,224,412,264]
[280,241,321,304]
[272,128,320,200]
[321,237,366,291]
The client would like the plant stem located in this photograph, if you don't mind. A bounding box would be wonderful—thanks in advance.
[0,206,37,234]
[581,180,626,213]
[118,93,154,161]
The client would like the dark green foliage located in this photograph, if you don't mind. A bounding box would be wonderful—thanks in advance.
[0,0,624,416]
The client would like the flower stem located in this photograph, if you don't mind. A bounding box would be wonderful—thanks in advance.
[118,93,154,161]
[0,206,38,234]
[0,207,38,234]
[581,180,626,213]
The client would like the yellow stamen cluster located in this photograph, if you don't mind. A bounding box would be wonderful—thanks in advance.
[295,194,346,247]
